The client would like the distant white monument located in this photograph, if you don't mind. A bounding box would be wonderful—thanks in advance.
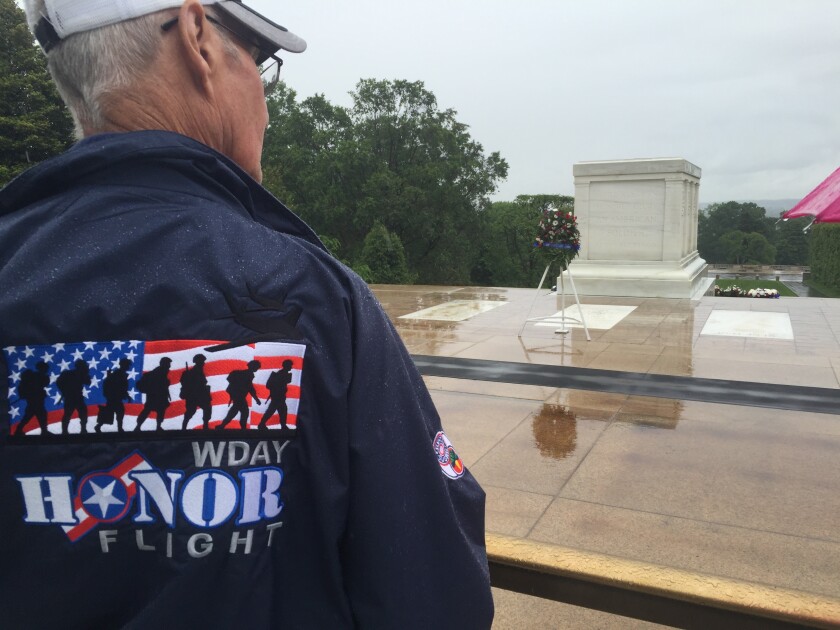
[566,158,711,299]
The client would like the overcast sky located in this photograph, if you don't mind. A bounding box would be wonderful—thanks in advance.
[250,0,839,204]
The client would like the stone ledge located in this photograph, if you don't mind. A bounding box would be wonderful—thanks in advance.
[487,533,840,629]
[574,158,701,179]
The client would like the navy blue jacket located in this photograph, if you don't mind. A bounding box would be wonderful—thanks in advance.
[0,131,492,629]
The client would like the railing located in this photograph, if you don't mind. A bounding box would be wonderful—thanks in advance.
[413,355,840,416]
[488,534,840,629]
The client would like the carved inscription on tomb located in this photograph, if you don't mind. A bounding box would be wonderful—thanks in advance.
[587,180,665,261]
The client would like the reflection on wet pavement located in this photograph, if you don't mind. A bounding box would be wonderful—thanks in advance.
[531,404,579,460]
[614,397,683,430]
[370,284,840,624]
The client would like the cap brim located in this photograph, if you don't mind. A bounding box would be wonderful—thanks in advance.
[214,0,306,60]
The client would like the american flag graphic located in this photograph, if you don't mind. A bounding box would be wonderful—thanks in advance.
[4,340,306,435]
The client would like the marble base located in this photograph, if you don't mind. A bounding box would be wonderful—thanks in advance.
[399,299,507,322]
[534,305,637,330]
[560,253,711,299]
[701,310,794,340]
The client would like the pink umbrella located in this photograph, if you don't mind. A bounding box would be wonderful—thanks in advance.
[782,167,840,223]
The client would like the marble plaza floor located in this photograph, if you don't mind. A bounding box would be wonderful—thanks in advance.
[370,284,840,629]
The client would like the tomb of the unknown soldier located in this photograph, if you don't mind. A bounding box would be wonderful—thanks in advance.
[566,158,712,299]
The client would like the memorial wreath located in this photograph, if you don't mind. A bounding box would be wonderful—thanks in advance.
[534,205,581,270]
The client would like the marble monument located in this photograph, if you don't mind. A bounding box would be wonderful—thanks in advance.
[565,158,711,299]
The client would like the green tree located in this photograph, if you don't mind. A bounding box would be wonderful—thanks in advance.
[810,223,840,289]
[349,80,507,283]
[0,0,74,187]
[698,201,774,263]
[359,222,414,284]
[697,210,715,261]
[719,230,776,264]
[262,85,355,243]
[772,217,811,265]
[475,194,574,287]
[261,79,508,285]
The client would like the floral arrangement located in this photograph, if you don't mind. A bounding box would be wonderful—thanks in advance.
[714,285,780,298]
[715,284,746,297]
[747,288,780,298]
[534,205,581,270]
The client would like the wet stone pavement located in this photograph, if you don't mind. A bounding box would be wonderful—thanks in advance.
[371,284,840,629]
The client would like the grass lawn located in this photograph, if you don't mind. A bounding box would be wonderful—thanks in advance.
[712,278,797,297]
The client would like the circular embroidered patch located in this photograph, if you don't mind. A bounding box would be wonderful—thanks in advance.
[433,431,465,479]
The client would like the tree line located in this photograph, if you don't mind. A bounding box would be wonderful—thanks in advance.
[697,201,810,266]
[259,79,512,285]
[260,80,585,287]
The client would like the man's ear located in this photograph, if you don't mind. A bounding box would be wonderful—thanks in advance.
[176,0,218,97]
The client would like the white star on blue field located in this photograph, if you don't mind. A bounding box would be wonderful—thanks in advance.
[80,475,129,520]
[4,341,144,423]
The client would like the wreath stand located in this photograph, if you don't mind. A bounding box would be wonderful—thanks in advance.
[518,261,591,341]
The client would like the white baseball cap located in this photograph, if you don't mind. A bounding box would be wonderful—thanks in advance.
[33,0,306,58]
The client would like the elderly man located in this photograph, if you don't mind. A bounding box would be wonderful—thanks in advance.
[0,1,493,627]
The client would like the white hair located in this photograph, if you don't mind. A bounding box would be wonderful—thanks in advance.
[23,0,162,137]
[23,0,239,138]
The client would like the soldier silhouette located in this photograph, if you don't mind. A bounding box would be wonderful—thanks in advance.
[14,361,50,436]
[58,359,91,434]
[218,360,261,430]
[180,354,212,430]
[135,357,172,432]
[258,360,294,430]
[96,358,132,433]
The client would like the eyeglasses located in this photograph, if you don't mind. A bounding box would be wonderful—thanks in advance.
[161,15,283,95]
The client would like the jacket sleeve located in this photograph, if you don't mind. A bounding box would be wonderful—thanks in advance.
[339,283,494,629]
